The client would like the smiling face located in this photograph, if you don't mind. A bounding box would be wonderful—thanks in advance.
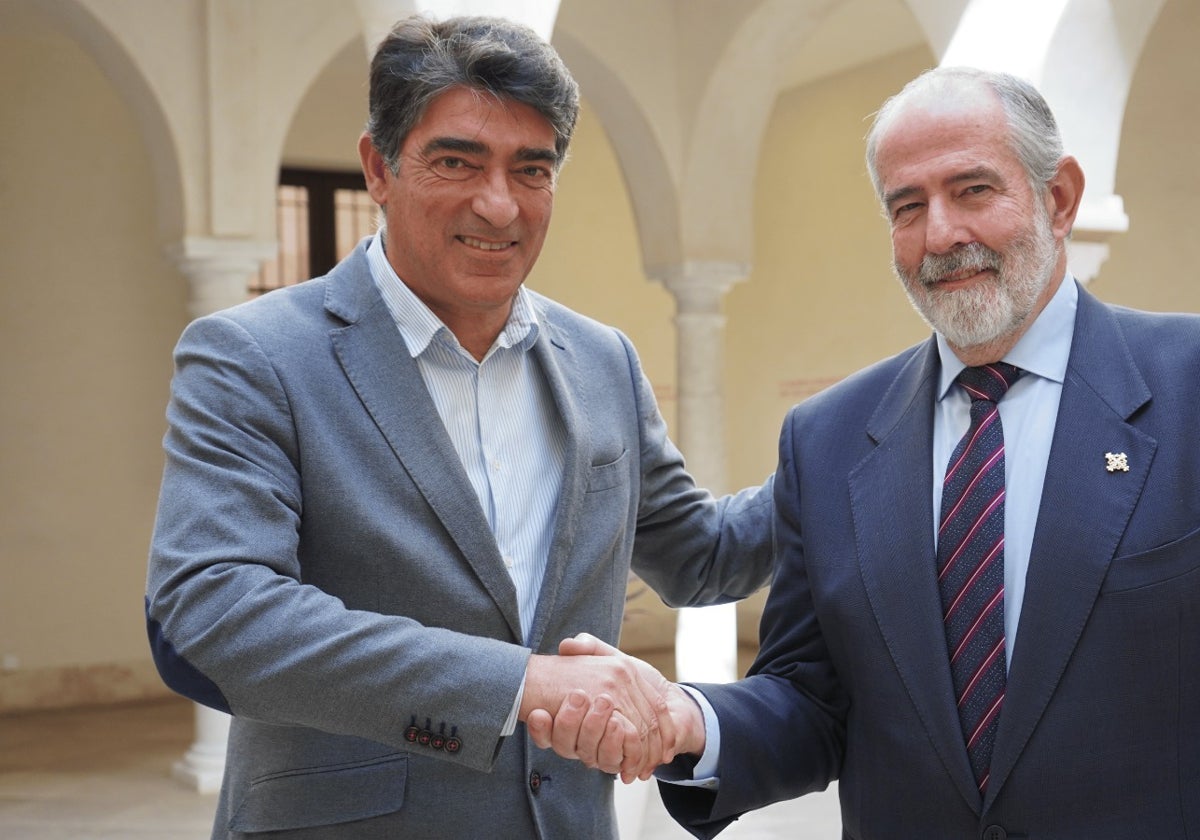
[359,86,559,357]
[874,87,1074,363]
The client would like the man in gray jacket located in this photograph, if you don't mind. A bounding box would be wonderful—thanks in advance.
[145,14,773,840]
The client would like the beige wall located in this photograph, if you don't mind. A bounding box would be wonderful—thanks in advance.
[726,46,937,493]
[1100,0,1200,315]
[0,29,188,709]
[527,102,680,429]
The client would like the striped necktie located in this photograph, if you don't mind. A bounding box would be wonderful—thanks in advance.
[937,362,1022,796]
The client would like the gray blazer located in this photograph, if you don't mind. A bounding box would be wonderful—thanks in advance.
[146,241,774,839]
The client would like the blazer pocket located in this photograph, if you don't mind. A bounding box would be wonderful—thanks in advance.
[229,752,407,833]
[586,449,629,493]
[1102,525,1200,594]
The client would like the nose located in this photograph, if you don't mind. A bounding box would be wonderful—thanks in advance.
[472,170,520,229]
[924,197,970,255]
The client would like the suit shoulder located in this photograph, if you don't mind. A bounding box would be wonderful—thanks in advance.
[524,289,629,349]
[192,278,332,336]
[787,341,929,421]
[1107,301,1200,371]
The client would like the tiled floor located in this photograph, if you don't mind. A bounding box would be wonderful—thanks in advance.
[0,699,842,839]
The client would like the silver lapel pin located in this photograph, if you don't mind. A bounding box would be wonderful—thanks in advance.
[1104,452,1130,473]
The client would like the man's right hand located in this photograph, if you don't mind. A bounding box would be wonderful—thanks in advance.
[522,634,708,782]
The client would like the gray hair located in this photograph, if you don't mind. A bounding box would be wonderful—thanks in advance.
[865,66,1064,201]
[366,15,580,172]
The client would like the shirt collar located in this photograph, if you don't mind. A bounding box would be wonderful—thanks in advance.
[366,231,540,360]
[936,274,1078,400]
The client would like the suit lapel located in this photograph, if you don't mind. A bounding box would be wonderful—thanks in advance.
[985,286,1155,807]
[523,306,589,653]
[852,340,985,813]
[323,250,523,642]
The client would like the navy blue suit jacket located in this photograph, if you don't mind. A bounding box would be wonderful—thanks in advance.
[663,284,1200,839]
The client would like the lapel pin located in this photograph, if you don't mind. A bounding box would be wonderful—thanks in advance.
[1104,452,1129,473]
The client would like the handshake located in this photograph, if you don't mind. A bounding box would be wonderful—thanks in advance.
[519,633,707,783]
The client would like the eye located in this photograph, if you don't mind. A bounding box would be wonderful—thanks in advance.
[891,201,923,220]
[963,183,990,196]
[433,156,476,180]
[516,164,553,184]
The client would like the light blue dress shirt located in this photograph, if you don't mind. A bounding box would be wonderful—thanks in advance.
[675,276,1079,785]
[366,233,566,647]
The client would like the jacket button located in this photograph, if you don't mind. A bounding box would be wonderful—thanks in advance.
[982,827,1007,840]
[444,736,461,753]
[529,771,542,794]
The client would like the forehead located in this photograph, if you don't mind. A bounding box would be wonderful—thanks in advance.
[407,86,556,151]
[874,91,1024,194]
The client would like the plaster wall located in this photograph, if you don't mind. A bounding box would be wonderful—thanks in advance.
[0,29,187,709]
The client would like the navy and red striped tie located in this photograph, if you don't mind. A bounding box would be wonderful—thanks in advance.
[937,362,1021,796]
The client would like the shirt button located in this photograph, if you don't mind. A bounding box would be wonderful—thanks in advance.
[503,556,515,569]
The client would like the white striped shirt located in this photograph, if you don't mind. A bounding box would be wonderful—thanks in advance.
[366,233,565,645]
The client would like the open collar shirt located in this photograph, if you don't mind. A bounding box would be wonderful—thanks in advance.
[366,232,566,647]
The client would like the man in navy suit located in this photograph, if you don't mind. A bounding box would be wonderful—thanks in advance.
[536,66,1200,838]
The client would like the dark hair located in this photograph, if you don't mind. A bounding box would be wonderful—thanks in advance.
[865,66,1064,201]
[366,15,580,172]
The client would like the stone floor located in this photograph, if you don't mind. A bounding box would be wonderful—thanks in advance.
[0,698,842,839]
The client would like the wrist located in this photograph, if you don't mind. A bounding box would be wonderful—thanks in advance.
[675,684,708,756]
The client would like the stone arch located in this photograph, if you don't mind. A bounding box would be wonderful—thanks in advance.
[6,0,187,241]
[551,27,684,275]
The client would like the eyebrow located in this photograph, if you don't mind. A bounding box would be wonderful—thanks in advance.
[883,184,921,209]
[947,165,1004,187]
[421,137,559,164]
[883,165,1007,208]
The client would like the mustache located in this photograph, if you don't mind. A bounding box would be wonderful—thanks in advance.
[917,242,1002,286]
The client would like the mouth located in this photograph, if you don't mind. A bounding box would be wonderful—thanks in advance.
[932,267,994,287]
[458,235,516,252]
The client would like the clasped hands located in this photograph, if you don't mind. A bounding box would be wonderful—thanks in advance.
[520,634,706,783]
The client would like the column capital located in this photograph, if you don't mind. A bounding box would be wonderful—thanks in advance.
[1068,193,1127,285]
[166,236,276,319]
[647,260,750,313]
[1074,194,1129,236]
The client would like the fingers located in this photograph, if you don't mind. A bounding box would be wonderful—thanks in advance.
[526,706,554,749]
[521,645,675,779]
[550,690,599,760]
[606,711,641,783]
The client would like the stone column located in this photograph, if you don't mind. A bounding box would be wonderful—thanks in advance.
[169,236,277,320]
[653,261,748,684]
[164,235,274,792]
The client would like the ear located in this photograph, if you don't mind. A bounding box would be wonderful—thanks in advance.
[358,132,391,206]
[1045,155,1084,241]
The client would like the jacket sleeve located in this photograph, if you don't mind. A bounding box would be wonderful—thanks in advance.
[658,406,847,835]
[621,331,776,607]
[144,313,528,773]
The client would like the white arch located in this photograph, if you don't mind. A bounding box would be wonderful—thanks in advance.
[551,27,684,273]
[6,0,188,242]
[680,0,844,266]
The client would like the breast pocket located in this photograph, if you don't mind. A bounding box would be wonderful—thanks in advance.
[1101,525,1200,595]
[585,449,629,493]
[229,752,407,833]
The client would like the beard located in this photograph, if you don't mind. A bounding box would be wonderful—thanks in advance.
[894,203,1059,350]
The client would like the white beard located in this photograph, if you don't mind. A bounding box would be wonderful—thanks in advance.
[895,202,1058,349]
